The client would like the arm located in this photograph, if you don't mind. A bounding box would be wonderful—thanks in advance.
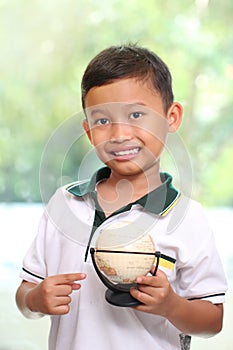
[16,273,86,319]
[130,270,223,337]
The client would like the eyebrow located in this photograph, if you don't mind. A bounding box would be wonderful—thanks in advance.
[87,108,109,117]
[123,102,147,109]
[88,102,147,114]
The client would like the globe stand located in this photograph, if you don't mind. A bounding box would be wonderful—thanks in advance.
[90,248,161,307]
[105,289,141,307]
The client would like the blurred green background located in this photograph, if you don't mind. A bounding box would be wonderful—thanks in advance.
[1,0,233,206]
[1,0,233,349]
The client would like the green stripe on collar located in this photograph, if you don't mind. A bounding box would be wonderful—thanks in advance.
[66,167,180,216]
[66,167,111,196]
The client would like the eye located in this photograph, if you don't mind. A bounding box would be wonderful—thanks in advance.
[129,111,143,120]
[95,118,110,125]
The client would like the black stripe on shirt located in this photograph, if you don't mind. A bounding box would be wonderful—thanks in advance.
[22,267,45,281]
[188,293,225,301]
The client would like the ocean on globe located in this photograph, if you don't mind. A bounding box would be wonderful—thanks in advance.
[95,221,155,284]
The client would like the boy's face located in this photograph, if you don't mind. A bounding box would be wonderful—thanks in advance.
[83,78,182,178]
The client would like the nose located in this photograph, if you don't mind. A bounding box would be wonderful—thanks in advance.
[110,122,133,143]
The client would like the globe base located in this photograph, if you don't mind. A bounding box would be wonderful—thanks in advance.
[105,289,141,307]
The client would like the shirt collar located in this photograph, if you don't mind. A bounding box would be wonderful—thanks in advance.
[66,167,180,216]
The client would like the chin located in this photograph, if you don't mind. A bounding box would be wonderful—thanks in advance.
[106,160,147,177]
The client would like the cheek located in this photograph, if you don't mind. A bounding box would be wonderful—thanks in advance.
[89,126,110,143]
[90,135,109,161]
[149,121,168,141]
[136,116,168,141]
[89,130,102,146]
[140,126,167,146]
[142,132,167,159]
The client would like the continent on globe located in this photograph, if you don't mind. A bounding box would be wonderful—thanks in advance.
[95,221,155,284]
[96,258,117,276]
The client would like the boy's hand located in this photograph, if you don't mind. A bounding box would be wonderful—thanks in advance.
[130,269,176,316]
[26,273,86,316]
[130,269,224,336]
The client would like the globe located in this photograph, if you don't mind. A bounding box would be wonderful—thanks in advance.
[95,221,155,284]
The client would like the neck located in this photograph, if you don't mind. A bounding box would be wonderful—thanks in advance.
[110,167,161,197]
[96,163,162,216]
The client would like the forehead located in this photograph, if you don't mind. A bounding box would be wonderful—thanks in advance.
[84,78,164,112]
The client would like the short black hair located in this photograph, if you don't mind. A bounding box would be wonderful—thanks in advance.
[81,44,174,113]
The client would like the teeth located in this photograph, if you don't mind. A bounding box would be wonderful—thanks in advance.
[113,148,139,156]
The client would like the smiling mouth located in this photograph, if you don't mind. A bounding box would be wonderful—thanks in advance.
[111,147,141,157]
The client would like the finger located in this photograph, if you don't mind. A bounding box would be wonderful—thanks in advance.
[54,282,83,296]
[55,295,72,307]
[71,283,82,291]
[54,284,73,296]
[41,294,73,315]
[136,270,166,286]
[137,284,156,297]
[135,275,158,287]
[130,287,154,305]
[51,273,86,285]
[53,304,71,315]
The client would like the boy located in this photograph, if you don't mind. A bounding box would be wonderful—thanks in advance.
[16,44,227,350]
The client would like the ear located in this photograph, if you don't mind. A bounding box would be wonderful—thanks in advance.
[82,119,93,143]
[167,102,183,133]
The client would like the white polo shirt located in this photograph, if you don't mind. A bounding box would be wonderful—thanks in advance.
[20,168,228,350]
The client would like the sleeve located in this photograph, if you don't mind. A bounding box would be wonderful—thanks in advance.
[19,186,68,284]
[19,212,48,284]
[174,202,228,304]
